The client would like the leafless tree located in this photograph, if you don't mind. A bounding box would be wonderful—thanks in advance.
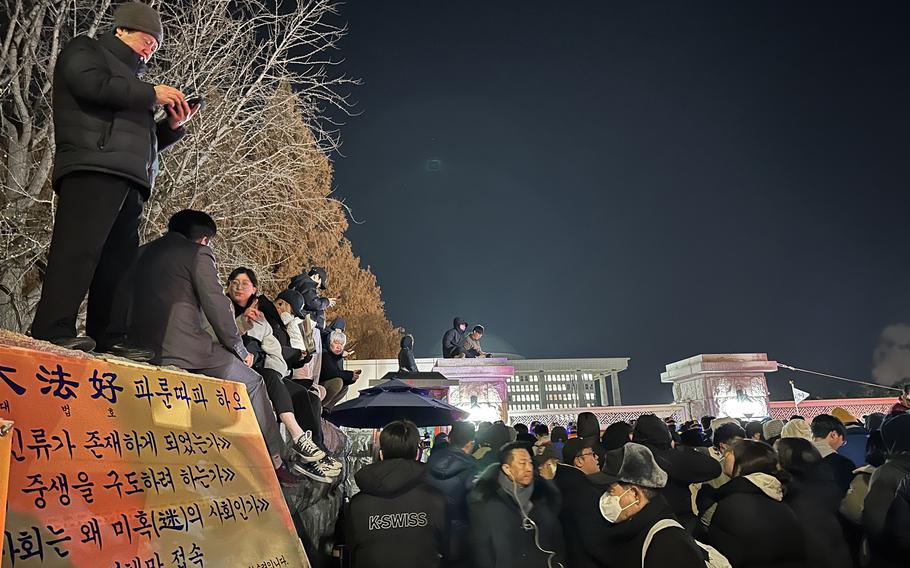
[0,0,357,332]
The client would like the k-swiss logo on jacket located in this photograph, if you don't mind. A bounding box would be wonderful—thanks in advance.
[368,512,428,530]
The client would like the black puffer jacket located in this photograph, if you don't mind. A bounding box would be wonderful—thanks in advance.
[604,495,707,568]
[784,466,851,568]
[468,464,564,568]
[425,447,480,564]
[864,413,910,567]
[52,32,184,197]
[347,459,447,568]
[633,415,721,529]
[553,464,614,568]
[705,474,807,568]
[288,275,331,329]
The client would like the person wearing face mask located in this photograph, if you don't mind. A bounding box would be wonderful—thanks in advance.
[468,442,564,568]
[593,443,707,568]
[702,439,806,568]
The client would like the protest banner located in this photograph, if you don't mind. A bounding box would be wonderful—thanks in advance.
[0,337,309,568]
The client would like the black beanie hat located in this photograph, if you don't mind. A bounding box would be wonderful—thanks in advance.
[632,414,673,450]
[113,2,164,45]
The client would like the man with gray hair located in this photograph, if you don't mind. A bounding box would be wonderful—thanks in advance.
[320,328,361,411]
[32,2,198,353]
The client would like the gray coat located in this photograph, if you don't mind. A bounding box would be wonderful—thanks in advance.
[129,231,248,369]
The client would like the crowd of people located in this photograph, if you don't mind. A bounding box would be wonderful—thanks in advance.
[344,399,910,568]
[24,1,364,487]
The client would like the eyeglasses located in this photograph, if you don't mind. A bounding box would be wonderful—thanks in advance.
[579,451,595,459]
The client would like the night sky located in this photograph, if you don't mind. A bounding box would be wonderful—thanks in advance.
[329,1,910,404]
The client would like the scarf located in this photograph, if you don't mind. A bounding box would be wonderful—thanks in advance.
[498,471,534,514]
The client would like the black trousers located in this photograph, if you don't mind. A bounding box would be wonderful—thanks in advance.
[285,378,325,446]
[31,172,144,343]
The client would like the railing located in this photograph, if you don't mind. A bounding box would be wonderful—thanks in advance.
[768,398,896,421]
[505,397,900,429]
[507,404,688,428]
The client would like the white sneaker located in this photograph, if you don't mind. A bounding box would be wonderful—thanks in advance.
[320,456,342,476]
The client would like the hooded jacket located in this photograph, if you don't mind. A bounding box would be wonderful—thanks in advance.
[633,415,721,529]
[425,447,480,564]
[347,459,447,568]
[442,318,467,358]
[783,464,852,568]
[880,477,910,568]
[398,335,419,373]
[52,32,185,197]
[603,495,707,568]
[863,413,910,566]
[705,474,807,568]
[468,464,564,568]
[288,274,331,329]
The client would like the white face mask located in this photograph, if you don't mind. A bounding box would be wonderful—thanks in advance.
[599,488,638,523]
[280,311,294,324]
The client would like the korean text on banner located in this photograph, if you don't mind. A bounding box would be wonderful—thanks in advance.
[0,341,308,568]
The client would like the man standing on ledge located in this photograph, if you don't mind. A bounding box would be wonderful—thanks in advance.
[31,2,196,353]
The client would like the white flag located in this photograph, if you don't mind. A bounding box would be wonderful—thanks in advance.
[791,383,810,405]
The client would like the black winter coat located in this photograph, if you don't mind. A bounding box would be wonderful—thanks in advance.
[553,465,614,568]
[705,475,807,568]
[442,318,467,358]
[863,453,910,566]
[288,276,330,329]
[602,496,707,568]
[398,335,419,372]
[822,451,857,495]
[425,447,480,564]
[321,349,354,384]
[879,476,910,568]
[783,467,852,568]
[52,33,184,198]
[347,459,447,568]
[645,444,721,530]
[468,465,565,568]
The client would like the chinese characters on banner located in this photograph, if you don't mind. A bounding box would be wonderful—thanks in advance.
[0,341,309,568]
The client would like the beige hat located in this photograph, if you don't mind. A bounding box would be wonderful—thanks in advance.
[780,418,813,441]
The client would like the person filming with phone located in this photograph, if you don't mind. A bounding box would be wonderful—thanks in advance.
[31,2,200,355]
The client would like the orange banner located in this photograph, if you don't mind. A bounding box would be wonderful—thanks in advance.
[0,342,308,568]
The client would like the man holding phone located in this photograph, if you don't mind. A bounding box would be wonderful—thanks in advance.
[31,2,200,354]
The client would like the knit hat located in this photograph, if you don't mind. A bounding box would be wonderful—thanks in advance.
[591,443,668,489]
[832,407,859,426]
[762,419,785,441]
[632,414,672,450]
[602,421,633,451]
[781,418,813,441]
[276,289,305,318]
[113,2,163,45]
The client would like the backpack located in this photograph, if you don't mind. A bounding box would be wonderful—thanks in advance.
[642,518,731,568]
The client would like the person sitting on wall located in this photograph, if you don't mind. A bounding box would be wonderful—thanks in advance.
[320,329,361,412]
[442,317,468,358]
[461,325,490,358]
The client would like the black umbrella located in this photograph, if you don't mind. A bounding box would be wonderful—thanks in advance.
[326,376,468,428]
